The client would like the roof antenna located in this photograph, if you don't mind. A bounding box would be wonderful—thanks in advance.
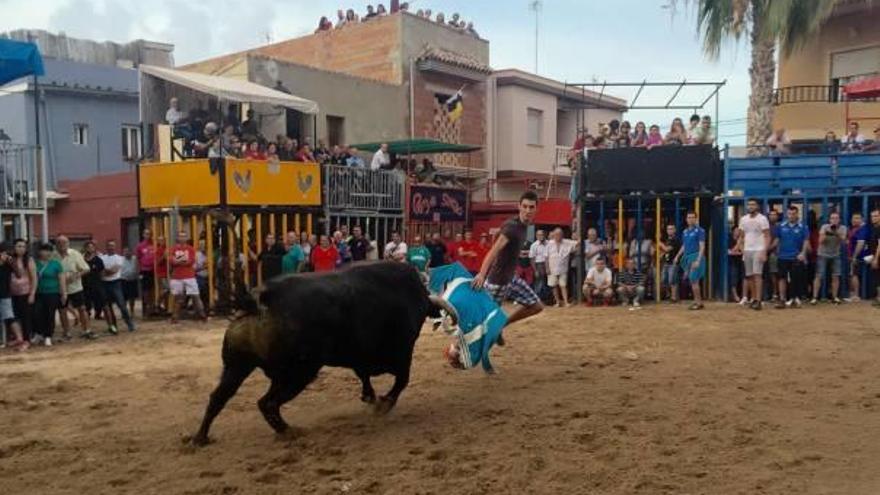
[529,0,542,74]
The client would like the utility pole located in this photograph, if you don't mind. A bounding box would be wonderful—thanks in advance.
[529,0,542,74]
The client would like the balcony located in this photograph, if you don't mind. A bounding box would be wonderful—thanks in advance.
[773,85,878,105]
[0,143,45,210]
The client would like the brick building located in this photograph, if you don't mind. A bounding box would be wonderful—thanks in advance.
[183,12,491,175]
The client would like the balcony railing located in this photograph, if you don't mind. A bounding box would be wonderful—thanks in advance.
[773,85,878,105]
[0,143,44,210]
[323,165,403,212]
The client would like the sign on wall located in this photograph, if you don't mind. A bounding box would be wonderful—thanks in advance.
[409,185,467,222]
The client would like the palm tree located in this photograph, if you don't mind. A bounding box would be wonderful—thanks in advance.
[682,0,839,147]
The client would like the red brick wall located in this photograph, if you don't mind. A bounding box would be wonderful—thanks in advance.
[412,70,486,168]
[49,171,139,245]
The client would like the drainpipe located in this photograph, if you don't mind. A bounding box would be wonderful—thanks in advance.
[409,57,415,140]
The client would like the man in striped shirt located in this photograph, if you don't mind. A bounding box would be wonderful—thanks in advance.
[616,257,646,308]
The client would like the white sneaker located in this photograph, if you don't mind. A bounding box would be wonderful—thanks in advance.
[44,337,53,347]
[738,297,749,306]
[30,335,43,345]
[794,298,803,308]
[785,299,793,307]
[633,301,641,308]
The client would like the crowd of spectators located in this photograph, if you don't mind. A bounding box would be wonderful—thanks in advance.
[571,114,717,159]
[315,3,480,38]
[765,121,880,155]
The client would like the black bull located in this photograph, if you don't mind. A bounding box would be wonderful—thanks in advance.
[191,261,456,446]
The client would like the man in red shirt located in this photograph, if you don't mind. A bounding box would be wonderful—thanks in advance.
[457,230,481,275]
[135,228,156,316]
[476,232,491,269]
[169,230,206,323]
[311,235,339,272]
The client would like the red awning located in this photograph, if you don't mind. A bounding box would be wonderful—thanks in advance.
[843,76,880,99]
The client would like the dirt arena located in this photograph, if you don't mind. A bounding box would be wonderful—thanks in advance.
[2,303,879,494]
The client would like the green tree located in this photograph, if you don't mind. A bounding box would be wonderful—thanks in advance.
[683,0,839,146]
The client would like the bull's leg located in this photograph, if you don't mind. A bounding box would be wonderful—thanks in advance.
[355,369,376,404]
[375,363,410,414]
[258,365,320,434]
[192,363,256,446]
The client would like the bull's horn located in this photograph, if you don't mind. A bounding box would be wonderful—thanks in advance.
[428,295,458,326]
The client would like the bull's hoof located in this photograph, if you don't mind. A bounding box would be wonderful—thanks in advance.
[373,396,396,415]
[186,434,211,448]
[361,392,377,404]
[275,425,306,441]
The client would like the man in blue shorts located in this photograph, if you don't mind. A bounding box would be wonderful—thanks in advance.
[775,205,810,308]
[473,191,544,344]
[673,211,706,310]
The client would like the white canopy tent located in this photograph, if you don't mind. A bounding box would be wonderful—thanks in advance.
[139,64,318,115]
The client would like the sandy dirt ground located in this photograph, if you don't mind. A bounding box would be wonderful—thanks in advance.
[2,303,880,495]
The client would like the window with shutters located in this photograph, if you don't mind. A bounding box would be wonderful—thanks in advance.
[121,125,141,160]
[830,45,880,87]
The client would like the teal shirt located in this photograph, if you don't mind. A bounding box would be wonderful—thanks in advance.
[282,244,305,274]
[407,246,431,272]
[36,259,64,294]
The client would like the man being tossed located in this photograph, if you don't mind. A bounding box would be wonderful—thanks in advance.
[472,191,544,344]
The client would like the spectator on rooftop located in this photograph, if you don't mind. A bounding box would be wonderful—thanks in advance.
[376,3,387,15]
[449,13,462,27]
[423,9,432,18]
[371,143,391,170]
[765,128,791,155]
[364,5,377,19]
[316,16,333,32]
[842,121,866,153]
[240,109,258,141]
[693,115,716,145]
[466,22,479,37]
[347,147,366,167]
[345,9,357,23]
[631,121,648,147]
[335,9,346,28]
[400,2,409,12]
[436,12,445,24]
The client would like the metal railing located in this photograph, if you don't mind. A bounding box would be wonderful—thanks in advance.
[323,165,404,212]
[0,143,44,210]
[773,85,878,105]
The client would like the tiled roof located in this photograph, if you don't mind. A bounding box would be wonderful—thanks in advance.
[418,46,491,74]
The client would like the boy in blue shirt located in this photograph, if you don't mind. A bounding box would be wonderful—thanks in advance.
[776,205,810,308]
[673,211,706,310]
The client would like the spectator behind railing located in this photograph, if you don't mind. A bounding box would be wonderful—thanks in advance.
[686,114,700,144]
[664,118,687,146]
[646,125,664,149]
[692,116,716,146]
[864,125,880,153]
[631,122,648,148]
[822,131,840,155]
[765,128,792,156]
[842,121,866,153]
[244,141,266,160]
[294,144,316,162]
[347,147,366,167]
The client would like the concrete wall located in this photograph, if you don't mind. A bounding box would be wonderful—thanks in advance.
[40,91,138,184]
[2,29,174,68]
[775,7,880,137]
[495,85,559,175]
[248,56,408,145]
[0,93,30,143]
[50,171,138,245]
[777,9,880,87]
[399,13,489,74]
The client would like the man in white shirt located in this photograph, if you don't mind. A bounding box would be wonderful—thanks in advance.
[546,228,576,307]
[528,229,549,300]
[383,231,408,262]
[100,240,136,333]
[370,143,391,171]
[165,97,184,125]
[738,199,771,310]
[765,128,791,155]
[841,121,866,153]
[583,257,614,306]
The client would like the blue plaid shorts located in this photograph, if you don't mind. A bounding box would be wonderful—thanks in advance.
[484,275,540,306]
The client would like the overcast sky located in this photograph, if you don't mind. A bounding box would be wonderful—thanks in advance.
[1,0,751,143]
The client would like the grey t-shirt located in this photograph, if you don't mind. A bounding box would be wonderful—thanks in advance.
[488,217,527,285]
[817,224,847,258]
